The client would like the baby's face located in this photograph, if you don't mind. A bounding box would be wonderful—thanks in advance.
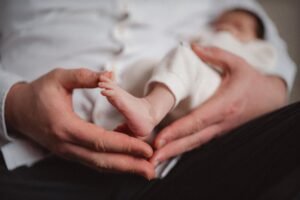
[212,11,258,42]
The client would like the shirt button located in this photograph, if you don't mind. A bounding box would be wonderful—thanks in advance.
[116,0,130,21]
[112,24,129,41]
[118,12,129,21]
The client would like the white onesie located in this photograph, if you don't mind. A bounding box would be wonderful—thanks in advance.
[80,28,277,178]
[146,29,277,123]
[143,30,277,178]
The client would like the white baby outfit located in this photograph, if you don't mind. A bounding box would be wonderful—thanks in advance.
[91,28,277,178]
[1,0,295,178]
[145,29,277,122]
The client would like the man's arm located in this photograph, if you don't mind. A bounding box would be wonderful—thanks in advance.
[150,0,297,166]
[0,69,25,146]
[151,46,287,165]
[3,68,155,179]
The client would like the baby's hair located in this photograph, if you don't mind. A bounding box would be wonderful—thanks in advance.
[228,8,265,39]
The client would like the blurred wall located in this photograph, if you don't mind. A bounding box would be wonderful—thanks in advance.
[259,0,300,103]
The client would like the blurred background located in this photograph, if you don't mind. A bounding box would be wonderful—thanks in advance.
[259,0,299,103]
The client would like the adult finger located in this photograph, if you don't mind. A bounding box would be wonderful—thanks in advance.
[114,123,135,136]
[54,68,100,90]
[62,117,153,158]
[191,44,246,72]
[151,124,223,165]
[154,97,225,149]
[56,143,155,180]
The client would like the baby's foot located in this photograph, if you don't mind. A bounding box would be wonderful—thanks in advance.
[98,73,156,137]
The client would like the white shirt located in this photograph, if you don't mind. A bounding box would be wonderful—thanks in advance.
[0,0,297,171]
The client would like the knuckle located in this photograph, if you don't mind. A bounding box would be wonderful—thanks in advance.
[193,115,208,131]
[75,68,89,81]
[124,139,133,153]
[93,156,114,171]
[52,68,64,76]
[98,161,112,170]
[94,139,107,152]
[48,68,65,81]
[92,156,107,169]
[226,100,244,117]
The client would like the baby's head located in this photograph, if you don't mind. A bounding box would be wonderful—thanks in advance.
[212,9,265,42]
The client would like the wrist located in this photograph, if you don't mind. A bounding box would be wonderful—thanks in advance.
[4,82,29,133]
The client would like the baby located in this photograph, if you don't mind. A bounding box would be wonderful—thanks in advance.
[98,9,276,141]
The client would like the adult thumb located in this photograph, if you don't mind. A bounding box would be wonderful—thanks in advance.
[191,44,247,73]
[56,68,100,90]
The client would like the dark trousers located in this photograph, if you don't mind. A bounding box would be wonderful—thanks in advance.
[1,102,300,200]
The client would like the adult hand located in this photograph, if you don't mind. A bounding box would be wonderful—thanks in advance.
[151,45,287,166]
[5,68,155,179]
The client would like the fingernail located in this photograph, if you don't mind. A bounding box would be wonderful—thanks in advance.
[191,43,200,50]
[192,44,211,56]
[193,44,202,49]
[157,139,166,148]
[202,47,212,56]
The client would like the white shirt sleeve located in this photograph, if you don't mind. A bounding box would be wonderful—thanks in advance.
[0,7,48,169]
[0,62,50,171]
[0,3,24,146]
[212,0,297,93]
[0,67,24,146]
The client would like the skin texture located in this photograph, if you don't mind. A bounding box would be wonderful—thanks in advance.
[150,44,287,166]
[99,73,175,138]
[3,46,287,179]
[213,11,258,42]
[4,68,155,180]
[98,10,264,140]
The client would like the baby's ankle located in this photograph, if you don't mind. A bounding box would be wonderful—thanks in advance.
[142,97,161,127]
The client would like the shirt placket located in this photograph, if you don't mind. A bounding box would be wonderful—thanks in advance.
[105,0,130,75]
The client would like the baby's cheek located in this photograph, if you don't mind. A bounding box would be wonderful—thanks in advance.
[240,33,256,43]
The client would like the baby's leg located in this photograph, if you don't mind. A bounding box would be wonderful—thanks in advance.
[99,73,175,138]
[98,43,220,138]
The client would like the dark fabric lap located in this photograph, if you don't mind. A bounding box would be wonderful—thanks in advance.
[1,102,300,200]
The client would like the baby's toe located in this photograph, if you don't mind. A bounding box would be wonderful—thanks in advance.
[98,82,115,89]
[99,75,113,83]
[101,90,115,97]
